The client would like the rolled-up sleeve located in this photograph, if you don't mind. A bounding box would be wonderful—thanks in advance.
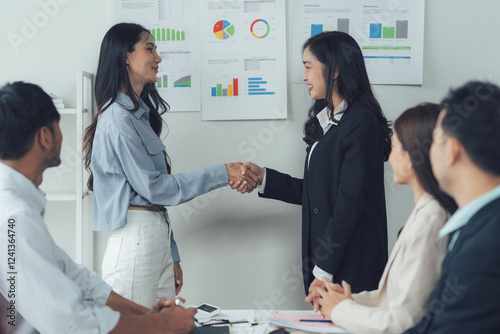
[113,119,228,206]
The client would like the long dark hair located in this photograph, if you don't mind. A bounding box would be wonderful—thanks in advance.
[302,31,392,160]
[394,103,458,214]
[83,23,170,190]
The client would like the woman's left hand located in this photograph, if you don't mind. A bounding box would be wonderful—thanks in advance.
[315,278,353,318]
[174,262,183,295]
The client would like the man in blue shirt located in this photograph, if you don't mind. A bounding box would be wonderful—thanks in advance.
[405,81,500,333]
[0,82,196,333]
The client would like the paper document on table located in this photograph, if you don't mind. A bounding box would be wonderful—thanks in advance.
[267,312,351,333]
[230,324,268,334]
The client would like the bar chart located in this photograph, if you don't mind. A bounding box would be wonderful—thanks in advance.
[248,77,275,95]
[310,18,350,37]
[211,78,239,97]
[156,75,168,88]
[369,20,408,39]
[151,27,186,41]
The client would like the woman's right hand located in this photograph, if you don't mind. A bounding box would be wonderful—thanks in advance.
[225,162,259,193]
[228,161,265,194]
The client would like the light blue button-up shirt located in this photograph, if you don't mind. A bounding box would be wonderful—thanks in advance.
[437,185,500,251]
[91,92,229,261]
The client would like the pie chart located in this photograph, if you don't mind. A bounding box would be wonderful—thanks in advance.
[250,19,270,39]
[214,20,235,40]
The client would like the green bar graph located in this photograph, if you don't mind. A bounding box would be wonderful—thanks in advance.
[217,84,222,96]
[150,27,186,41]
[383,27,395,38]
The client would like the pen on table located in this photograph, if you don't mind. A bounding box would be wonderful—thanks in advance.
[202,320,229,325]
[295,319,332,323]
[202,320,261,327]
[229,322,261,328]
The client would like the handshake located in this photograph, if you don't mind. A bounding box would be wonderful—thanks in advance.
[224,161,265,194]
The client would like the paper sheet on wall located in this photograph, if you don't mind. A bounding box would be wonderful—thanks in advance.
[114,0,201,111]
[292,0,425,85]
[200,0,287,120]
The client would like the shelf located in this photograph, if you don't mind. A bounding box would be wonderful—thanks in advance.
[45,191,77,201]
[44,71,95,270]
[57,108,77,115]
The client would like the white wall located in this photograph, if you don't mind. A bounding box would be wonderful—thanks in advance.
[2,0,500,310]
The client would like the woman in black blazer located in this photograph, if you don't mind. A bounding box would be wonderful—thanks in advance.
[234,32,392,295]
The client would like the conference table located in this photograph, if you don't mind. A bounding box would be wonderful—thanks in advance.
[196,309,350,334]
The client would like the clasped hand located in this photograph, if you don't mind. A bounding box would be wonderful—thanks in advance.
[226,161,265,194]
[305,277,353,319]
[148,297,198,334]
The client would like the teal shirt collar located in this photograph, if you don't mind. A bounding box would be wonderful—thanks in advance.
[437,185,500,247]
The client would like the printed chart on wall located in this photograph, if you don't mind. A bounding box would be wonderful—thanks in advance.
[292,0,425,85]
[200,0,287,120]
[114,0,201,111]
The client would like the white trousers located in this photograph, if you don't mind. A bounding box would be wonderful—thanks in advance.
[102,210,175,307]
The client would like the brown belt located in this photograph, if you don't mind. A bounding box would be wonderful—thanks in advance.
[128,205,163,212]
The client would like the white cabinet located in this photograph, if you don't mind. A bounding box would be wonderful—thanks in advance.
[41,71,95,270]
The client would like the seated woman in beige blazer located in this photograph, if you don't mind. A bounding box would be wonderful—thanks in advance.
[306,103,458,334]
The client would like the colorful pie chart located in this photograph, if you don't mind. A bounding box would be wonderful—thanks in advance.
[214,20,235,40]
[250,19,270,39]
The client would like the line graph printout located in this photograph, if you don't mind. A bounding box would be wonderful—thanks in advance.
[114,0,201,111]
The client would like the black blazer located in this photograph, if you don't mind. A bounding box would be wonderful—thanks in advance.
[260,101,388,294]
[405,196,500,334]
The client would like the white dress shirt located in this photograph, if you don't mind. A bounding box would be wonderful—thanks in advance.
[260,101,347,281]
[0,162,120,334]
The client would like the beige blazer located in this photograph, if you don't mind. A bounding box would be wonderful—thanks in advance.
[331,193,449,334]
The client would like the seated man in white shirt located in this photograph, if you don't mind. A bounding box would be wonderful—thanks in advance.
[0,81,197,334]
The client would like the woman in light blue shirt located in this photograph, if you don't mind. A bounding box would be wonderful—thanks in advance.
[83,23,256,307]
